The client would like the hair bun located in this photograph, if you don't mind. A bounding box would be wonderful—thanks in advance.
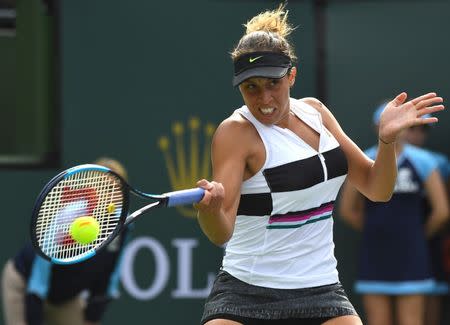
[245,3,293,38]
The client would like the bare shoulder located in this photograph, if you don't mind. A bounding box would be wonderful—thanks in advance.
[212,111,259,152]
[215,111,256,136]
[300,96,323,107]
[300,97,331,115]
[299,97,339,128]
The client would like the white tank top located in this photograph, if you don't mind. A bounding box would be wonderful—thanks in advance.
[222,98,348,289]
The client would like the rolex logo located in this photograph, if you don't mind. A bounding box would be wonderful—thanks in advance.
[158,117,216,217]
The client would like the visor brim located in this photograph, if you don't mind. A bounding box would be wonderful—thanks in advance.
[233,66,290,87]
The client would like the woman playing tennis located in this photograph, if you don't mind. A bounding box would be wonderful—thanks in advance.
[194,4,445,325]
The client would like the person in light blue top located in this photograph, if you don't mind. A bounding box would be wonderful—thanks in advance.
[404,119,450,325]
[339,102,449,325]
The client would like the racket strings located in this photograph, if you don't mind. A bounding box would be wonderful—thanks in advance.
[36,170,124,262]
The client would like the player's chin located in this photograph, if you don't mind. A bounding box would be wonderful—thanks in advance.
[257,110,278,124]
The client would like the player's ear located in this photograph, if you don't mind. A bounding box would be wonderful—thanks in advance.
[288,67,297,86]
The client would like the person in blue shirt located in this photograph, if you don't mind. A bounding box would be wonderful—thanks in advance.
[1,157,130,325]
[404,121,450,325]
[339,102,449,325]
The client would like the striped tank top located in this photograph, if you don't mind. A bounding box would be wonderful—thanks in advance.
[222,98,348,289]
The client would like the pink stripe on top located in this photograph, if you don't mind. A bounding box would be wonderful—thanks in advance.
[268,203,333,224]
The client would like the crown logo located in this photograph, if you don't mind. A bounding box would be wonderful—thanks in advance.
[158,117,216,217]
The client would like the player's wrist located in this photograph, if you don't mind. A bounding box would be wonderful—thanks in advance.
[378,136,395,145]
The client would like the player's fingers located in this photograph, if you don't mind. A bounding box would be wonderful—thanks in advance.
[196,179,207,186]
[210,181,225,198]
[194,189,212,206]
[197,179,213,190]
[417,104,445,117]
[410,92,437,105]
[391,92,408,106]
[416,116,439,126]
[414,96,443,109]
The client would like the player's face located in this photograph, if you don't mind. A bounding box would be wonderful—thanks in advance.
[239,72,294,127]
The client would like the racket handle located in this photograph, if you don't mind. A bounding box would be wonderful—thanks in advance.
[165,188,205,207]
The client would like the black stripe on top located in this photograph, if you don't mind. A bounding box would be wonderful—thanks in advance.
[237,193,273,216]
[323,146,348,179]
[262,146,347,193]
[263,155,323,192]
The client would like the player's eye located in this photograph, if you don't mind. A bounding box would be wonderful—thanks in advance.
[268,79,280,87]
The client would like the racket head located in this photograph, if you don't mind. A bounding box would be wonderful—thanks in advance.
[30,164,129,264]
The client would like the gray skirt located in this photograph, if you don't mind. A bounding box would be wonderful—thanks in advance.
[201,271,358,324]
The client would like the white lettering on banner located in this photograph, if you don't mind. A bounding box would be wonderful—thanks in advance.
[121,237,170,300]
[172,238,216,298]
[120,236,216,300]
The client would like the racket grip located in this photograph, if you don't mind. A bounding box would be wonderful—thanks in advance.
[166,188,205,207]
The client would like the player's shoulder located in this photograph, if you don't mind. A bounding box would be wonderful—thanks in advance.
[215,110,256,135]
[298,97,339,130]
[213,111,258,146]
[299,97,337,119]
[299,97,324,112]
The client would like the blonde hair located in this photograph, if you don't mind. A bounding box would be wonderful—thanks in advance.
[93,157,128,180]
[231,3,297,63]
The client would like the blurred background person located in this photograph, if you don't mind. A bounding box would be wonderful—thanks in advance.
[1,157,130,325]
[339,102,449,325]
[404,121,450,325]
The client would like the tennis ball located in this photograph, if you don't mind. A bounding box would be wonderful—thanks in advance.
[69,216,100,245]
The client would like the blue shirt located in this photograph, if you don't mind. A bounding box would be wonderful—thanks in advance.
[355,144,439,294]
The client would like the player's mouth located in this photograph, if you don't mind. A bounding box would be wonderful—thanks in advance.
[260,107,275,115]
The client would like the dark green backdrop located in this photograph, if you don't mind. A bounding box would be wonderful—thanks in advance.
[1,0,449,324]
[0,0,56,165]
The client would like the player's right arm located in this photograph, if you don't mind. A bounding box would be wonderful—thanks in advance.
[196,115,253,246]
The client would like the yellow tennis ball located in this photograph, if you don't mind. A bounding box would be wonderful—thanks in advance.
[69,216,100,245]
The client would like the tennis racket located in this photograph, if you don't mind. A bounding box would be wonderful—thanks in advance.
[30,164,204,265]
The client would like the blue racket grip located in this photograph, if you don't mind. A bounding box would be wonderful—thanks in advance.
[165,188,205,207]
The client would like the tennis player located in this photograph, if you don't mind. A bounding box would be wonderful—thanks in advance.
[194,4,445,325]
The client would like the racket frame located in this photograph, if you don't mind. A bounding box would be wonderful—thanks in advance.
[30,164,130,264]
[30,164,204,265]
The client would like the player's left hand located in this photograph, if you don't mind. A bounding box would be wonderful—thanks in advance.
[378,92,444,143]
